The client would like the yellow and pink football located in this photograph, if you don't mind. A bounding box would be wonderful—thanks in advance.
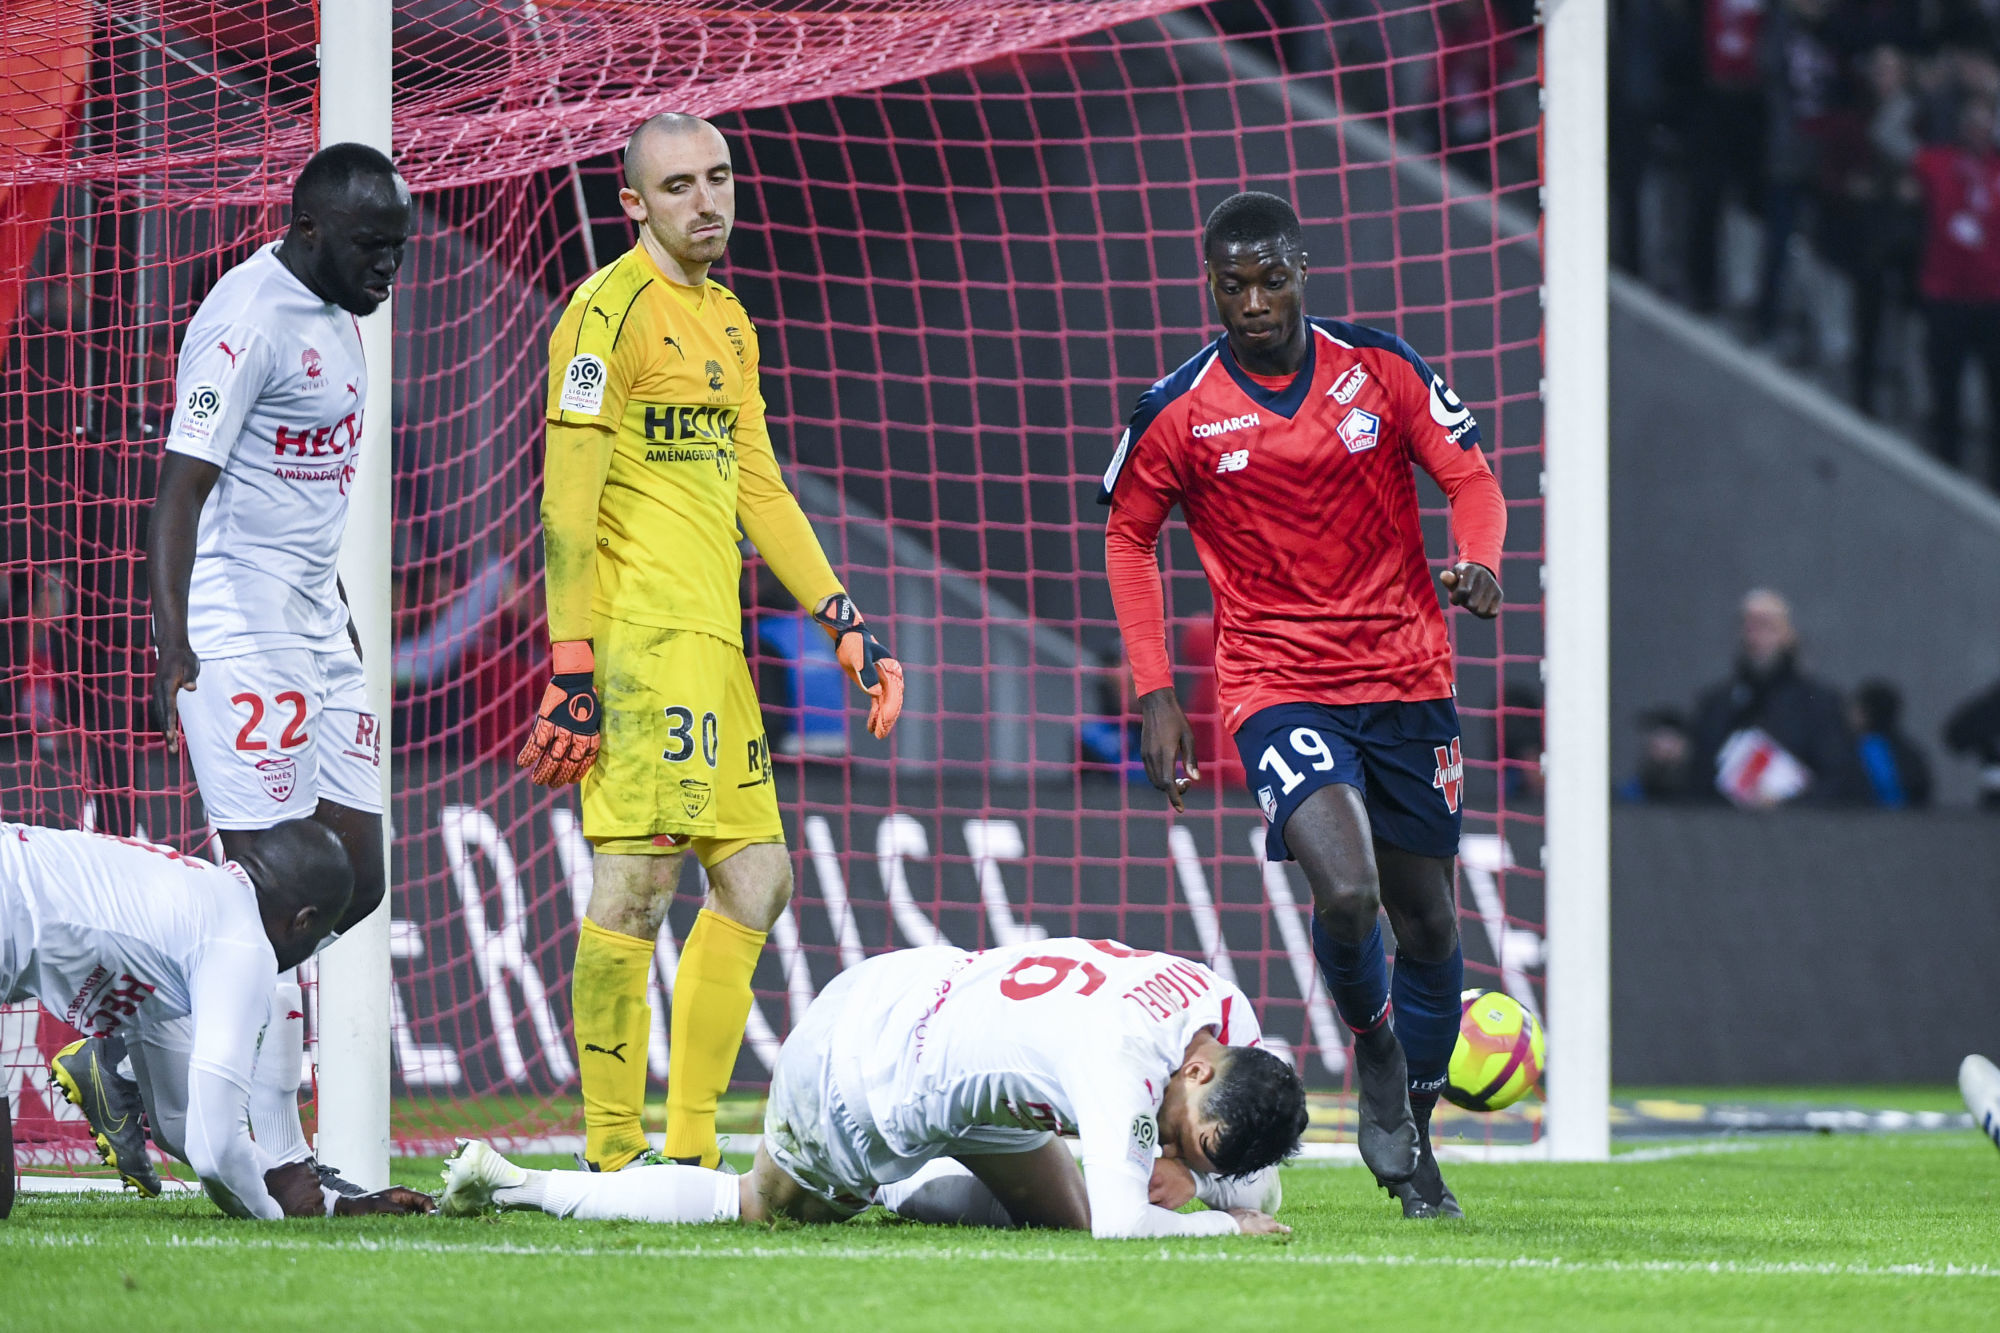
[1443,989,1545,1112]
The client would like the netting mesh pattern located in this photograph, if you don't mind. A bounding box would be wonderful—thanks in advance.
[1,0,1544,1164]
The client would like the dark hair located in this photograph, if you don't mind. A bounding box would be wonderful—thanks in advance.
[1202,191,1304,258]
[1204,1045,1309,1177]
[1856,679,1902,731]
[234,818,354,924]
[291,142,400,220]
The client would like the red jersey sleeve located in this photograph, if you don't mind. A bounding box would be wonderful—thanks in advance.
[1101,383,1191,698]
[1389,348,1506,575]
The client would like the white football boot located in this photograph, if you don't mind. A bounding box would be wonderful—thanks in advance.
[439,1139,529,1217]
[1960,1054,2000,1153]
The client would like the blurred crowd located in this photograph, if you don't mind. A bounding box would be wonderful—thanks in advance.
[1614,0,2000,490]
[1623,586,2000,809]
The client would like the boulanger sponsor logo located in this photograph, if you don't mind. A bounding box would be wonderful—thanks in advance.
[1329,364,1369,403]
[1428,373,1478,445]
[560,353,608,414]
[1337,406,1380,453]
[1191,412,1259,439]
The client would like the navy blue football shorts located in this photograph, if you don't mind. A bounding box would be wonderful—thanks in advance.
[1234,698,1464,862]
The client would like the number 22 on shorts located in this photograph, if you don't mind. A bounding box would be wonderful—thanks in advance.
[231,691,308,751]
[1257,727,1336,795]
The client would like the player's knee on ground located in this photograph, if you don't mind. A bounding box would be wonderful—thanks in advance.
[877,1159,1015,1228]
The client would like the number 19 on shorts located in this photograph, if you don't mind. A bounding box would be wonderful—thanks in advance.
[1258,727,1338,795]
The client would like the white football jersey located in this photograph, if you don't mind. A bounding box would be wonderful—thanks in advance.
[834,939,1262,1204]
[164,243,367,659]
[0,824,276,1092]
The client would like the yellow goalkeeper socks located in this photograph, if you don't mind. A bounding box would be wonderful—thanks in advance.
[573,916,656,1171]
[665,908,767,1167]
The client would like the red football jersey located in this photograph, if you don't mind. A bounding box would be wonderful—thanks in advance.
[1101,317,1505,730]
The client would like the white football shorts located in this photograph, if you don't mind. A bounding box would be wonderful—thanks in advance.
[762,958,1050,1214]
[177,645,382,829]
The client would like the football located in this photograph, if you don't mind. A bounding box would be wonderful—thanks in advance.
[1443,989,1546,1112]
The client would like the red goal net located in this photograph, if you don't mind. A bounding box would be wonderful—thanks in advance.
[1,0,1544,1173]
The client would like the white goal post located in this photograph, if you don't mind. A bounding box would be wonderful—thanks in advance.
[316,0,396,1190]
[1541,0,1612,1162]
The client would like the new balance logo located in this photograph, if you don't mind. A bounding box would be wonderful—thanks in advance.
[583,1042,629,1063]
[1216,449,1249,474]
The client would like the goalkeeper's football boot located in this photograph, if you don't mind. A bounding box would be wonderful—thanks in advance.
[1352,1025,1420,1185]
[440,1139,529,1217]
[1961,1054,2000,1153]
[573,1146,674,1172]
[50,1035,160,1198]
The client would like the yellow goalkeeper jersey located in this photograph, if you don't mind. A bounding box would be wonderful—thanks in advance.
[540,243,840,647]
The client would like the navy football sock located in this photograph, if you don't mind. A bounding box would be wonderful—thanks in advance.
[1311,915,1391,1034]
[1391,941,1464,1096]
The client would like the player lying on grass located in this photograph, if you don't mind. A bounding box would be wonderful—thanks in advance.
[0,820,429,1219]
[440,937,1307,1237]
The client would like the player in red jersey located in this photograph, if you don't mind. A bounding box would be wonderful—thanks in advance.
[1100,192,1505,1218]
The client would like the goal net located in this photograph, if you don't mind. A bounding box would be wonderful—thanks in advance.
[1,0,1545,1172]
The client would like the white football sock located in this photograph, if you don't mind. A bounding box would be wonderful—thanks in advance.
[875,1159,1014,1227]
[528,1164,741,1224]
[248,973,311,1165]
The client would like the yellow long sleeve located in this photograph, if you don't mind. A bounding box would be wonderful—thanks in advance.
[733,366,843,612]
[540,419,616,642]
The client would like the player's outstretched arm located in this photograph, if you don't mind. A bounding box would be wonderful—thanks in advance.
[518,420,615,786]
[147,453,223,754]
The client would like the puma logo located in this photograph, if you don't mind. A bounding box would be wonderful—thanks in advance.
[584,1041,629,1063]
[589,304,613,327]
[662,335,684,358]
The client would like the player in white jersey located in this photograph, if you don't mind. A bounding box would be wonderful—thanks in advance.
[64,142,415,1193]
[440,939,1308,1238]
[0,819,426,1218]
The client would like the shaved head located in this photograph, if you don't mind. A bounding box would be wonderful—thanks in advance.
[623,113,719,190]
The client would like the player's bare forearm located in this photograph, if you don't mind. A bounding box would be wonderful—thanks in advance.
[1139,686,1199,812]
[147,453,222,748]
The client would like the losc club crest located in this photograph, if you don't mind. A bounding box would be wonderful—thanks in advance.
[256,755,298,803]
[1337,406,1380,454]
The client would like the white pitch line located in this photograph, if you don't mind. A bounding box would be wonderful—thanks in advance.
[2,1229,1995,1280]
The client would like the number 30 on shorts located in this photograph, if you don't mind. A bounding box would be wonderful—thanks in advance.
[662,706,719,767]
[1258,728,1337,796]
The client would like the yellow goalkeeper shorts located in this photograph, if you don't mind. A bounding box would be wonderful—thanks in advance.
[581,619,781,848]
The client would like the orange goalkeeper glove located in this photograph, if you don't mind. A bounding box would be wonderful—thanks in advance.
[517,640,601,785]
[811,594,904,740]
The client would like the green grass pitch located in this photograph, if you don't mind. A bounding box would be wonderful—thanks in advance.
[3,1132,1997,1332]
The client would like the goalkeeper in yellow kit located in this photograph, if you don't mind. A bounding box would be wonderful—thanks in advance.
[519,113,904,1171]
